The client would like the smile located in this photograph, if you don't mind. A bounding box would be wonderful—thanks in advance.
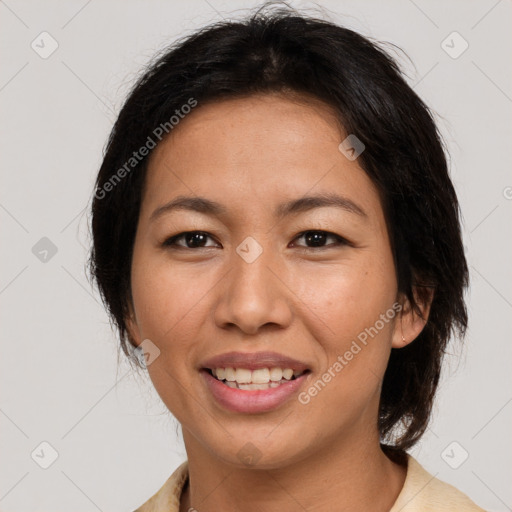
[201,368,311,414]
[207,367,306,390]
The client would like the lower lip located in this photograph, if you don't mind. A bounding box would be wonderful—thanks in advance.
[201,370,309,414]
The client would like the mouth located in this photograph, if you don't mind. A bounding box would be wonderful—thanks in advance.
[199,352,312,414]
[200,366,311,415]
[204,366,309,390]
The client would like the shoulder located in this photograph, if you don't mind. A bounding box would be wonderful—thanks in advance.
[132,460,189,512]
[390,455,487,512]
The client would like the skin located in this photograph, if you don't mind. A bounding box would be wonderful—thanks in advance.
[127,92,430,512]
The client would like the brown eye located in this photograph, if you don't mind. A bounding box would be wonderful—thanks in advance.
[292,230,347,249]
[163,231,218,249]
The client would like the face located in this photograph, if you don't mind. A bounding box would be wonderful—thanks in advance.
[128,93,416,468]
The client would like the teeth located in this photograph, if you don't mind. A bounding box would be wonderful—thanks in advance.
[235,368,252,383]
[238,383,269,390]
[269,367,283,381]
[252,368,270,384]
[223,381,285,390]
[282,369,293,380]
[211,367,303,386]
[225,367,236,382]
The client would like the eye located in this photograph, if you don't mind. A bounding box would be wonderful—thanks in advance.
[162,231,219,249]
[291,230,348,249]
[162,230,349,251]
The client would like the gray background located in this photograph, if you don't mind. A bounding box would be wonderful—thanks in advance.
[1,0,511,510]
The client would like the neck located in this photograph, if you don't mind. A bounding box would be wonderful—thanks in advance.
[179,426,407,512]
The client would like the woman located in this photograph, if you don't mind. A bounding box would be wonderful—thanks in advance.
[89,4,486,511]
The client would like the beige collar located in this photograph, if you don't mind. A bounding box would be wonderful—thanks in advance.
[133,455,485,511]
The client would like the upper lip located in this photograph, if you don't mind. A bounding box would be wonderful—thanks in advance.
[200,351,310,372]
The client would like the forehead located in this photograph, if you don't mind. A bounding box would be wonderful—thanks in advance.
[150,92,342,166]
[141,93,382,222]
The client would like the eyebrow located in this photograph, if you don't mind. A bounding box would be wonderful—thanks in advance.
[149,192,367,222]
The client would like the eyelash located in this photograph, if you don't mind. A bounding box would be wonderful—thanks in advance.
[162,230,350,251]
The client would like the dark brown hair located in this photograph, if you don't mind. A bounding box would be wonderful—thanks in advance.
[89,3,469,452]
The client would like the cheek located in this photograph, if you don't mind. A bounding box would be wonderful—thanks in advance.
[295,264,398,429]
[130,249,214,417]
[297,255,397,339]
[293,248,397,399]
[130,249,212,341]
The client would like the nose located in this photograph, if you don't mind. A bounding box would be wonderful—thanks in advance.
[213,244,293,335]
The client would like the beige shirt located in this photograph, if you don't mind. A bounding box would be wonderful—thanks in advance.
[133,455,486,511]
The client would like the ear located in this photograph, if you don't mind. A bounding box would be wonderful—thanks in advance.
[125,301,142,349]
[391,286,434,349]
